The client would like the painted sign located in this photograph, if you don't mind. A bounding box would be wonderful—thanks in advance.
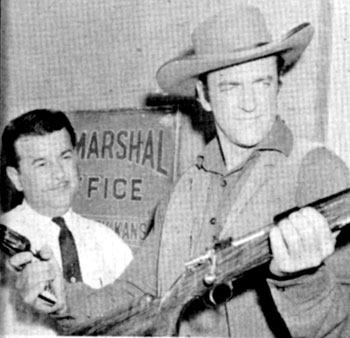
[68,108,178,252]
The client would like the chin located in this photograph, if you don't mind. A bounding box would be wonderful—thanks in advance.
[234,136,261,148]
[235,131,267,148]
[239,142,259,149]
[48,197,72,213]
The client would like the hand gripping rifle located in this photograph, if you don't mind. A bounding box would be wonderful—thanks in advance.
[68,188,350,336]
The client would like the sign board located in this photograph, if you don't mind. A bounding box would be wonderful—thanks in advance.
[68,108,178,252]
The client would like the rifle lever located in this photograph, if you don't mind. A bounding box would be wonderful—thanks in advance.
[203,251,217,286]
[184,249,218,286]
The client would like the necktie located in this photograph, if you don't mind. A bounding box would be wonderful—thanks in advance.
[52,216,83,283]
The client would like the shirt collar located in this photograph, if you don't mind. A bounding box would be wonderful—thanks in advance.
[196,115,293,173]
[257,115,293,155]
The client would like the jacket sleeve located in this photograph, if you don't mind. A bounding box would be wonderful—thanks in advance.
[269,147,350,338]
[53,192,170,333]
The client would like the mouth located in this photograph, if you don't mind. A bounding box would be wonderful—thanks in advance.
[234,115,262,121]
[50,181,69,191]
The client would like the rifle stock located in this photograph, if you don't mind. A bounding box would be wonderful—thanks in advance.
[68,188,350,336]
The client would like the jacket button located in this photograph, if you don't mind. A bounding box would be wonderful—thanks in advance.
[220,179,227,187]
[70,276,77,283]
[210,217,217,225]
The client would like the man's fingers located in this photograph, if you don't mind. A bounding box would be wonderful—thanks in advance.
[15,261,55,292]
[7,251,34,272]
[37,245,54,261]
[299,208,335,258]
[6,245,55,273]
[21,281,48,304]
[288,210,313,250]
[28,285,64,314]
[270,207,336,277]
[277,217,301,258]
[13,248,67,314]
[269,225,290,276]
[270,223,288,258]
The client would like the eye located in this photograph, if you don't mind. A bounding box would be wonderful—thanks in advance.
[255,78,273,88]
[35,161,46,168]
[62,151,73,160]
[219,83,240,92]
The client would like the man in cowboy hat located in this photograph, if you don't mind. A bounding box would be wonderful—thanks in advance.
[6,4,350,337]
[153,5,350,337]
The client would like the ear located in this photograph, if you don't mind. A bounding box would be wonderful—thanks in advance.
[196,81,212,112]
[6,166,24,192]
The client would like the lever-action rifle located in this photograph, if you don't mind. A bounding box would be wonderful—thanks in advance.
[68,188,350,336]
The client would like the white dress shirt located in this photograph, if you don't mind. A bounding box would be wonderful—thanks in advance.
[0,200,133,335]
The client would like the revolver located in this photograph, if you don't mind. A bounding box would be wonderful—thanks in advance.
[0,223,57,305]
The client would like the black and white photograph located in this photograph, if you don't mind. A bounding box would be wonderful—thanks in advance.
[0,1,349,337]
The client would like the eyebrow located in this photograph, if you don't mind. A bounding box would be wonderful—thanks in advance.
[253,75,273,83]
[218,75,274,86]
[30,149,73,165]
[61,149,73,156]
[218,80,241,87]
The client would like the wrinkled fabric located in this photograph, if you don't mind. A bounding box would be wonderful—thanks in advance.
[57,120,350,337]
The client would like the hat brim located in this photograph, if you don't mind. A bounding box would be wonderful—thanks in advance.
[156,23,314,97]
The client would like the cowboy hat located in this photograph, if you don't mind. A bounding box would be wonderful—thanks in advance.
[156,5,314,97]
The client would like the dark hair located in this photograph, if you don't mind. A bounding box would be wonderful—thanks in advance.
[1,109,76,169]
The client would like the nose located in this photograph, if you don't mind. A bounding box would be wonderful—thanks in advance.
[239,86,256,112]
[52,161,65,180]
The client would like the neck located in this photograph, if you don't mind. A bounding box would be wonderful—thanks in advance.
[217,131,256,172]
[24,199,69,218]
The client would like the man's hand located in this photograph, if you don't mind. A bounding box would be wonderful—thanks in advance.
[269,207,335,277]
[7,245,67,314]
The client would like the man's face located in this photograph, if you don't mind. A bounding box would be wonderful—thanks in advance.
[7,128,79,217]
[199,56,279,148]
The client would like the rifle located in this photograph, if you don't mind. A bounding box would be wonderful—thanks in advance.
[68,188,350,336]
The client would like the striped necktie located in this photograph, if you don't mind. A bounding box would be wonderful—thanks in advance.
[52,216,83,283]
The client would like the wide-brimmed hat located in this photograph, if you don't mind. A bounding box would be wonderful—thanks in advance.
[156,5,314,97]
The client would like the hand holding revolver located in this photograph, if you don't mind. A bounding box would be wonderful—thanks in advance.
[4,238,67,315]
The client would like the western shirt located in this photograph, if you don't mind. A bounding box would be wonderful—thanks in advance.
[55,118,350,337]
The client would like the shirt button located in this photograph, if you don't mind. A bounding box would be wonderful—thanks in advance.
[210,217,217,225]
[220,179,227,187]
[70,276,77,283]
